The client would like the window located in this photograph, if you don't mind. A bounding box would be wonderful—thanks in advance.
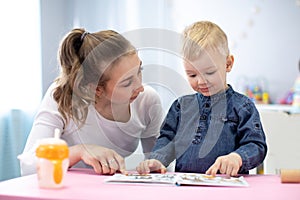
[0,0,41,181]
[0,0,42,111]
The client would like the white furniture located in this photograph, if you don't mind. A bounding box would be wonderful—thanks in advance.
[256,105,300,174]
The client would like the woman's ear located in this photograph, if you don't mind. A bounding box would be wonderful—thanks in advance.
[226,55,234,72]
[95,85,104,97]
[88,83,103,97]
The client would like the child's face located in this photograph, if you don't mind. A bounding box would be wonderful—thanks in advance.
[100,53,144,104]
[183,48,233,96]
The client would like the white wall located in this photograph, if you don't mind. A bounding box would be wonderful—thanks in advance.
[171,0,300,103]
[41,0,300,105]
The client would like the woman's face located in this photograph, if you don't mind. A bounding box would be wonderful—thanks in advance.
[101,53,144,104]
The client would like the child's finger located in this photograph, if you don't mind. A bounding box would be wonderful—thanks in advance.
[206,161,220,176]
[219,162,227,174]
[149,160,166,173]
[160,166,167,174]
[225,165,233,176]
[142,160,151,174]
[135,160,149,174]
[230,166,239,177]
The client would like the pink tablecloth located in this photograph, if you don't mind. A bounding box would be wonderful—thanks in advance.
[0,168,299,200]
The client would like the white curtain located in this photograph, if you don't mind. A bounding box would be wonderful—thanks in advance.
[0,0,41,181]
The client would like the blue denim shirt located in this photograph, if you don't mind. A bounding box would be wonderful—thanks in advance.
[150,85,267,174]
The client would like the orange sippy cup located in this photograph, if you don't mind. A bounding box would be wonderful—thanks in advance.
[35,129,69,188]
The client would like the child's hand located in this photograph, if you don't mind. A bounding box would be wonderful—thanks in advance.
[136,159,167,174]
[205,152,242,177]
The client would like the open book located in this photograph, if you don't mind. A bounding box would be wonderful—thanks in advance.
[104,173,249,187]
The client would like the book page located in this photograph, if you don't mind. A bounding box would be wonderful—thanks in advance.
[105,173,176,185]
[176,173,249,187]
[104,173,249,187]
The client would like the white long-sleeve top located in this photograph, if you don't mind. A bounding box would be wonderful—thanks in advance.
[20,83,164,176]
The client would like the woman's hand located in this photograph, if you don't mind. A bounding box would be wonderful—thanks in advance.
[205,152,242,177]
[136,159,167,174]
[69,144,126,175]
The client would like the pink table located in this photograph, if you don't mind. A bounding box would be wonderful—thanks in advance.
[0,168,299,200]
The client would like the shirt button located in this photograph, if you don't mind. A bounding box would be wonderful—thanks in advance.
[200,115,207,120]
[192,138,201,144]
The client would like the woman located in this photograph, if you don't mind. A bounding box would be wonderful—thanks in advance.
[20,28,164,175]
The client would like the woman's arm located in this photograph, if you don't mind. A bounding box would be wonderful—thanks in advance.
[69,144,126,174]
[20,84,65,176]
[139,86,165,156]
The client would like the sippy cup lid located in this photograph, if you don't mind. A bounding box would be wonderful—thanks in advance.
[38,129,67,145]
[36,129,69,160]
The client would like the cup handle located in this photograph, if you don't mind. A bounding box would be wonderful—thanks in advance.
[52,160,63,184]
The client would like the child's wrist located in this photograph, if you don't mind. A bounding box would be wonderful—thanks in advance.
[230,152,242,166]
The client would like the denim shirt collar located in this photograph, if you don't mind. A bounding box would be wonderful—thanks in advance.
[196,84,234,107]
